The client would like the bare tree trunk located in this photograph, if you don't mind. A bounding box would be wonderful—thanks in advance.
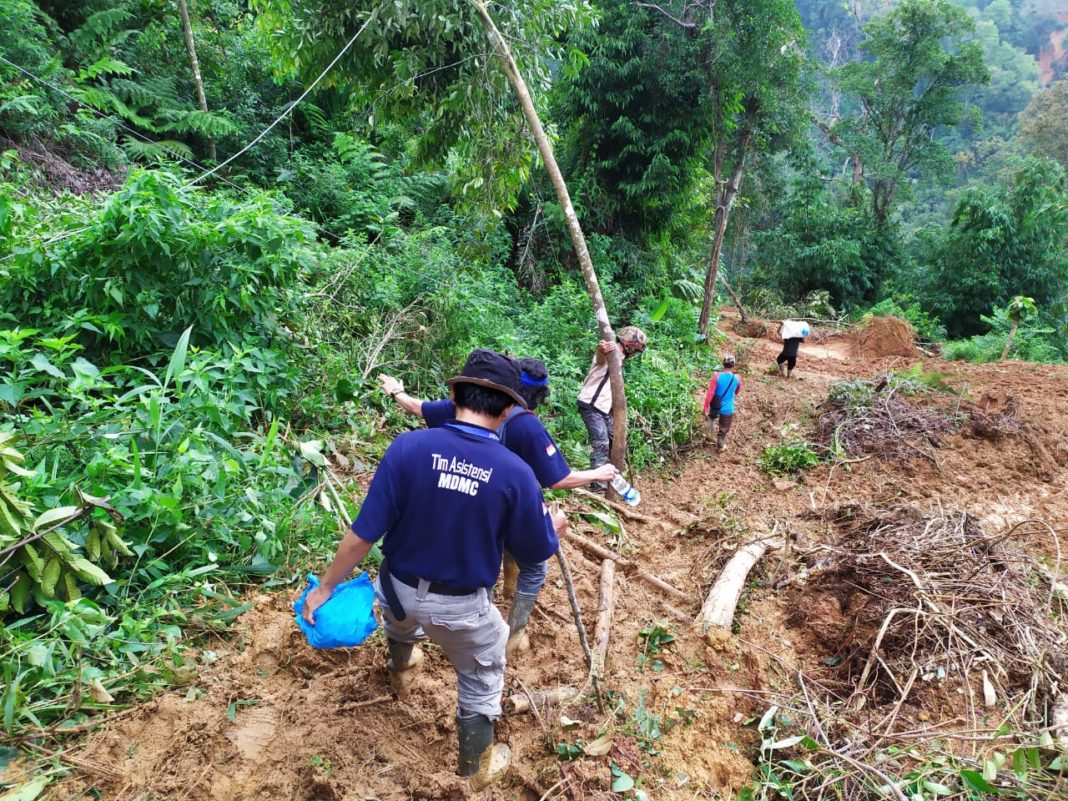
[1001,321,1018,361]
[473,0,629,475]
[698,127,752,339]
[718,274,747,322]
[177,0,216,162]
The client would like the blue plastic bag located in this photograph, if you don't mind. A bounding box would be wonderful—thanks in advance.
[293,572,378,649]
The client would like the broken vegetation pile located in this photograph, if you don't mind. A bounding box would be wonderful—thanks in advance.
[772,504,1067,800]
[809,504,1065,712]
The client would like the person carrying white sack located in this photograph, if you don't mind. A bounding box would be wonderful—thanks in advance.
[776,319,810,378]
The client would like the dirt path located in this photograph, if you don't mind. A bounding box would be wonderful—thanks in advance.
[55,320,1068,801]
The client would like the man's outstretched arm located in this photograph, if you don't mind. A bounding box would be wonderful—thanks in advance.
[379,374,425,417]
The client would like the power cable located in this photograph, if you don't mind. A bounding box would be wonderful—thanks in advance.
[188,9,378,185]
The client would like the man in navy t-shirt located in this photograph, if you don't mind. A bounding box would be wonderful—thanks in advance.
[379,357,616,654]
[303,350,563,788]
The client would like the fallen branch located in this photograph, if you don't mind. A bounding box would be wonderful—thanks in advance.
[346,694,392,711]
[696,531,781,631]
[571,488,671,530]
[560,529,688,602]
[504,686,580,715]
[594,559,616,673]
[717,273,748,322]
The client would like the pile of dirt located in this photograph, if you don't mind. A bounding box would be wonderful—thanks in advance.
[788,504,1066,718]
[849,315,917,358]
[730,318,768,338]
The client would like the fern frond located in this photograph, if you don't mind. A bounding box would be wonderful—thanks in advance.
[0,94,44,117]
[78,57,136,82]
[141,75,181,107]
[155,109,239,137]
[155,139,195,160]
[121,136,165,162]
[299,102,329,136]
[72,85,157,130]
[111,78,156,109]
[69,8,134,52]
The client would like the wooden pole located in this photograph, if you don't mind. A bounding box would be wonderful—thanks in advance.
[471,0,629,478]
[555,546,593,672]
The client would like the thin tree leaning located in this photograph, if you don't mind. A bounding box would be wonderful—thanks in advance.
[470,0,630,483]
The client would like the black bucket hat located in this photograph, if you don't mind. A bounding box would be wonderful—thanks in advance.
[445,349,527,408]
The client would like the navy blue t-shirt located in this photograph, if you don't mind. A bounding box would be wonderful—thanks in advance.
[421,400,571,489]
[351,422,559,589]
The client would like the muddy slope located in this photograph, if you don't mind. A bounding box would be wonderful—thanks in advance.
[55,320,1068,801]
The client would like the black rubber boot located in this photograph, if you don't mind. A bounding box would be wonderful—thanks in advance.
[506,592,537,655]
[716,432,727,452]
[457,711,511,788]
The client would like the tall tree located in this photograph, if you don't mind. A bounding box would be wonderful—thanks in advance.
[555,0,713,240]
[630,0,807,338]
[1017,78,1068,171]
[693,0,808,339]
[176,0,216,161]
[926,157,1068,337]
[831,0,989,228]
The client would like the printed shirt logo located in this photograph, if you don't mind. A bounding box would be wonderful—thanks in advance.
[545,443,557,456]
[431,453,493,497]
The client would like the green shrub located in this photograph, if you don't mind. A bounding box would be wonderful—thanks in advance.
[0,170,315,361]
[0,327,336,734]
[759,426,820,476]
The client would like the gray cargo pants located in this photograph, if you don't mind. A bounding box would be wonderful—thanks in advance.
[578,402,613,470]
[374,574,508,719]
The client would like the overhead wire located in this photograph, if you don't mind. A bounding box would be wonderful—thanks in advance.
[187,9,379,185]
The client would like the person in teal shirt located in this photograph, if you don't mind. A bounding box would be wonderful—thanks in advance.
[702,354,740,452]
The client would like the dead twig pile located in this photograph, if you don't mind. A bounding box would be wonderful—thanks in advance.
[814,376,962,462]
[965,396,1023,440]
[810,505,1066,716]
[770,505,1067,800]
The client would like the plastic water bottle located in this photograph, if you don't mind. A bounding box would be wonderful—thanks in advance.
[610,474,641,506]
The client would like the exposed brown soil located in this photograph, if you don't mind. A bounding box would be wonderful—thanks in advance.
[849,315,917,358]
[2,136,125,195]
[54,311,1068,801]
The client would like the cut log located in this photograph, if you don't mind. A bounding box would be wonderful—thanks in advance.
[696,535,782,631]
[504,686,579,715]
[593,559,616,672]
[560,529,689,602]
